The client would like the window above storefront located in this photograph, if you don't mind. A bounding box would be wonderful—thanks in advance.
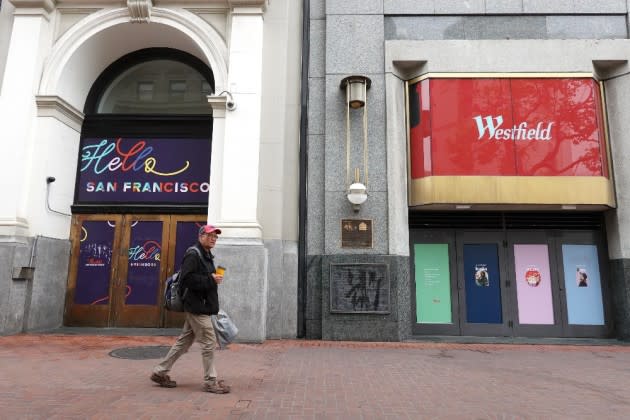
[96,59,213,115]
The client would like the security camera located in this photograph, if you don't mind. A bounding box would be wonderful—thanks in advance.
[46,176,56,184]
[215,90,236,111]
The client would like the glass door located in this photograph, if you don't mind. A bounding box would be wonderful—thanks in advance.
[554,231,612,338]
[456,231,512,336]
[506,231,563,337]
[410,230,460,335]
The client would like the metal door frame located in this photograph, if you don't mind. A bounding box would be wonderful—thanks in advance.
[410,229,460,335]
[506,231,564,337]
[456,231,512,337]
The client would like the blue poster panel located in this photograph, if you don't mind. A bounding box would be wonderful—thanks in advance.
[463,243,503,324]
[77,137,211,204]
[561,244,605,325]
[125,221,163,305]
[174,222,205,271]
[75,220,116,305]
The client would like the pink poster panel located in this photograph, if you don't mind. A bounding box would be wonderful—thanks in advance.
[514,244,554,325]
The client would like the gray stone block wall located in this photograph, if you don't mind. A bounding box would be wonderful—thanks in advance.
[264,240,298,339]
[383,0,627,14]
[213,240,268,343]
[25,237,71,332]
[304,0,630,341]
[385,16,627,40]
[321,254,408,341]
[305,255,323,338]
[0,240,31,335]
[608,259,630,339]
[0,237,70,335]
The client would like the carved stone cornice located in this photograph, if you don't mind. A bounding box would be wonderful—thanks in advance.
[227,0,267,5]
[128,0,152,23]
[9,0,56,13]
[35,95,85,132]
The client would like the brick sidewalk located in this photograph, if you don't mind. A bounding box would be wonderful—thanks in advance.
[1,335,630,419]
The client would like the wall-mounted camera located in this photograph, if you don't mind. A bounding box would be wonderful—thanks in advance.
[216,90,236,111]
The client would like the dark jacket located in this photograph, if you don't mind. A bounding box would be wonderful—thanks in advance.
[179,242,219,315]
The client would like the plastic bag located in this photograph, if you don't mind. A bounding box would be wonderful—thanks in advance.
[211,309,239,349]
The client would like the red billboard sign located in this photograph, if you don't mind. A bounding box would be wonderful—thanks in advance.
[408,77,608,179]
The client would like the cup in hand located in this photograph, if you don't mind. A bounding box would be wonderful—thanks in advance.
[215,266,226,276]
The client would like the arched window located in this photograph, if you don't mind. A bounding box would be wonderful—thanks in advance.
[85,48,215,115]
[97,60,213,114]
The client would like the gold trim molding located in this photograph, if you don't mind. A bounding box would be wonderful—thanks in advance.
[409,176,616,208]
[408,72,595,85]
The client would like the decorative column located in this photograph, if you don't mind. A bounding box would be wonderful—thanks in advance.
[211,6,265,239]
[205,6,268,343]
[0,0,54,238]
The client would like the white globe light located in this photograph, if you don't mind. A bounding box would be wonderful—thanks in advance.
[347,182,368,207]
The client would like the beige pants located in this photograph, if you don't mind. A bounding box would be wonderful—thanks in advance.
[154,312,217,382]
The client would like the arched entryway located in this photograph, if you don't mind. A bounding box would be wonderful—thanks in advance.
[64,48,214,327]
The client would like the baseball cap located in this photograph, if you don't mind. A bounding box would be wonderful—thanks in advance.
[199,224,222,235]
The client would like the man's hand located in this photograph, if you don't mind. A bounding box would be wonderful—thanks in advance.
[211,273,224,285]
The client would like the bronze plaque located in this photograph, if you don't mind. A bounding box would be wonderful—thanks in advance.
[330,263,390,314]
[341,219,373,248]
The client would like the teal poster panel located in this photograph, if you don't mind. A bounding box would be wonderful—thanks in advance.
[414,244,452,324]
[562,244,604,325]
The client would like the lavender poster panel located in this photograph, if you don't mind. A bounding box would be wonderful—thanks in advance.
[75,220,116,305]
[77,138,211,204]
[514,244,554,325]
[125,221,163,305]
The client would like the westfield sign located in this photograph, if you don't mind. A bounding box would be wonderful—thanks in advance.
[408,77,608,177]
[473,115,554,141]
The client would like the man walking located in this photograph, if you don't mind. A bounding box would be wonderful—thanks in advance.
[150,224,230,394]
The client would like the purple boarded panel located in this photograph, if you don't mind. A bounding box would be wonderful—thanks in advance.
[75,220,116,305]
[125,221,163,305]
[173,221,205,272]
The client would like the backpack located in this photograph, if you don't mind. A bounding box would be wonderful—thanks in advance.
[164,246,202,312]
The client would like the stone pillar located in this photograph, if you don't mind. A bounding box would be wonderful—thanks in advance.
[206,8,268,342]
[212,6,265,239]
[603,71,630,340]
[0,0,54,238]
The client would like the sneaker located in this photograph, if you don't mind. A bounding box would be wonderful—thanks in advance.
[151,372,177,388]
[203,379,230,394]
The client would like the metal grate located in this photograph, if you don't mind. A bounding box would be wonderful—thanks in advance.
[109,346,171,360]
[408,211,604,231]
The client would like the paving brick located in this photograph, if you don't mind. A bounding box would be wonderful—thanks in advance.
[0,335,629,418]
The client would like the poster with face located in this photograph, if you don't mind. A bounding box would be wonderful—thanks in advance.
[525,266,542,287]
[474,264,489,287]
[562,244,604,325]
[514,244,554,325]
[576,267,588,287]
